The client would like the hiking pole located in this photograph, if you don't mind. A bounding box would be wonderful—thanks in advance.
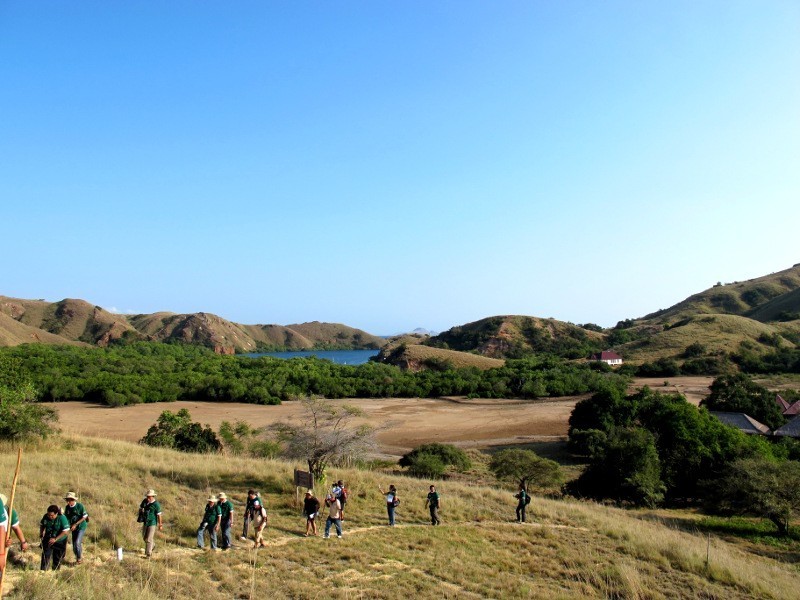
[0,447,23,600]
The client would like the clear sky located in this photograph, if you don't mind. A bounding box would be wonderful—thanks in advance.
[1,1,798,335]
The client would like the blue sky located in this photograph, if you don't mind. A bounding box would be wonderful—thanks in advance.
[1,1,798,334]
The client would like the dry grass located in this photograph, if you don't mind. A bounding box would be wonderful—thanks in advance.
[2,436,798,599]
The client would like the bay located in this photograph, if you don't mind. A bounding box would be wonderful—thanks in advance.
[243,349,379,365]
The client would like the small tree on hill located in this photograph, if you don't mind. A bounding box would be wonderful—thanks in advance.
[702,374,785,430]
[708,457,800,536]
[568,427,665,507]
[0,354,58,439]
[141,408,222,453]
[399,443,472,472]
[272,396,375,485]
[489,449,563,492]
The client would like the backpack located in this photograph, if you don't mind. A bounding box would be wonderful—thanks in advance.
[524,494,531,506]
[339,487,348,501]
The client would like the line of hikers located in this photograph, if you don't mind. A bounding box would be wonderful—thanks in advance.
[2,482,529,570]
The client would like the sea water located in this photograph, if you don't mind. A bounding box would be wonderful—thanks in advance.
[243,349,379,365]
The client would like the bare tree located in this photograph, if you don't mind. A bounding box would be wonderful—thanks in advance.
[272,396,376,484]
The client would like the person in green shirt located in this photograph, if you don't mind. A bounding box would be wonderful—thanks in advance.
[139,489,163,558]
[63,492,88,564]
[514,486,530,523]
[217,492,234,550]
[39,504,70,570]
[0,495,7,575]
[425,485,441,526]
[1,493,31,563]
[197,496,221,550]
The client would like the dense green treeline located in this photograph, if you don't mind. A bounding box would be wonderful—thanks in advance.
[0,342,627,406]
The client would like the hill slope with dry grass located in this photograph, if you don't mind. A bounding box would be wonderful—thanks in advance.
[1,436,797,599]
[0,296,386,353]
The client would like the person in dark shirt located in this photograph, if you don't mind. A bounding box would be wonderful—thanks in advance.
[303,490,321,537]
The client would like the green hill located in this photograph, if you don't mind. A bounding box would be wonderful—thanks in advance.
[615,314,797,364]
[748,286,800,323]
[425,315,605,359]
[1,435,796,599]
[643,263,800,323]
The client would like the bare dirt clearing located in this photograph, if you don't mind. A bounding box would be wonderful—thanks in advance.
[47,377,714,456]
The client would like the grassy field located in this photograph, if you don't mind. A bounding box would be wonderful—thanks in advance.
[2,435,798,599]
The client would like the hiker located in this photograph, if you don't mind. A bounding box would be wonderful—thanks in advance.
[0,495,6,575]
[251,497,268,548]
[336,480,348,520]
[138,489,163,558]
[378,484,399,526]
[425,485,441,526]
[303,490,321,537]
[217,492,234,550]
[323,493,342,539]
[240,489,262,541]
[514,486,530,523]
[1,492,31,556]
[63,492,88,564]
[39,504,70,570]
[197,496,221,550]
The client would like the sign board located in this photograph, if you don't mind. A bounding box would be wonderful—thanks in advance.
[294,469,314,489]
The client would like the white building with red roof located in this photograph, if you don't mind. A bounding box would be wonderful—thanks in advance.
[589,350,623,366]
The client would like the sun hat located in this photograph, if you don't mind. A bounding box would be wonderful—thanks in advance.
[207,496,217,503]
[217,492,227,500]
[64,492,78,500]
[145,489,157,497]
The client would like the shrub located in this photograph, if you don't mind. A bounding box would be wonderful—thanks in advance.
[568,428,665,507]
[489,448,563,492]
[399,443,471,472]
[406,452,447,479]
[0,355,57,439]
[141,409,222,453]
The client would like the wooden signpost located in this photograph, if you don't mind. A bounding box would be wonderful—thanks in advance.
[293,468,314,506]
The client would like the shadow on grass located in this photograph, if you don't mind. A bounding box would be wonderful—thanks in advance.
[638,512,800,564]
[148,469,289,496]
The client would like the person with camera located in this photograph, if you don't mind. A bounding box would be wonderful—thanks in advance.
[378,484,399,526]
[138,489,162,558]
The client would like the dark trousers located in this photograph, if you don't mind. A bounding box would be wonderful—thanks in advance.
[220,517,232,549]
[516,504,526,522]
[41,540,67,570]
[429,505,440,525]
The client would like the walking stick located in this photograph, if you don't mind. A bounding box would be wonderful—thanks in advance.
[1,447,23,599]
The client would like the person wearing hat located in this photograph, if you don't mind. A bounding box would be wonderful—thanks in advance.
[1,492,31,558]
[138,490,162,558]
[63,492,88,564]
[323,492,342,539]
[197,496,221,550]
[303,490,321,537]
[39,504,70,570]
[216,492,234,550]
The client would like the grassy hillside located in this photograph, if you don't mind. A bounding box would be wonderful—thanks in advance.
[376,338,506,371]
[643,263,800,323]
[617,314,797,364]
[748,287,800,323]
[426,315,605,359]
[1,436,797,599]
[0,296,386,353]
[0,313,84,347]
[0,296,138,346]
